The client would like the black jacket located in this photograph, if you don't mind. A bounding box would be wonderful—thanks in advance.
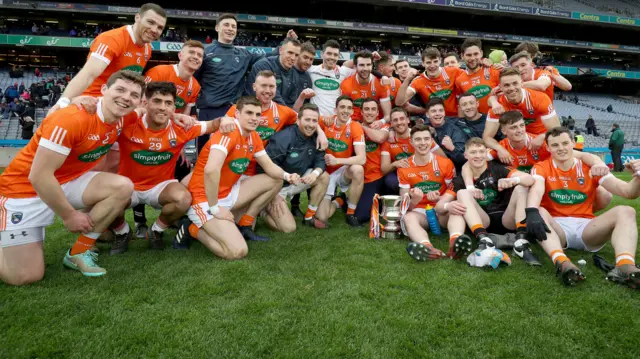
[450,114,504,141]
[246,55,299,108]
[257,125,325,178]
[432,119,470,172]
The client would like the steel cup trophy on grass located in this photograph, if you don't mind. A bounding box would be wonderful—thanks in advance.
[369,194,404,239]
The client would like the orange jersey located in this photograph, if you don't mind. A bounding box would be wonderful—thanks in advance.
[117,114,207,191]
[531,158,611,219]
[532,68,554,104]
[381,137,439,162]
[398,154,455,208]
[488,134,550,173]
[320,119,365,174]
[382,77,402,119]
[363,125,388,183]
[455,67,500,114]
[83,25,152,97]
[227,101,297,176]
[189,123,265,204]
[144,64,201,112]
[409,67,462,116]
[0,100,127,198]
[340,74,390,121]
[487,88,556,136]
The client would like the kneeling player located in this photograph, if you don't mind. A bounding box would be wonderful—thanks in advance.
[108,82,217,253]
[259,103,330,230]
[316,96,366,227]
[431,138,539,265]
[526,127,640,288]
[400,125,456,260]
[0,70,144,284]
[184,96,300,260]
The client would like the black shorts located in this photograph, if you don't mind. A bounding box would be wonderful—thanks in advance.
[486,211,510,235]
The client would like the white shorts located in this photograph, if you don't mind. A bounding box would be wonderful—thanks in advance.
[326,166,350,197]
[130,180,177,209]
[186,176,250,228]
[0,171,99,247]
[554,217,603,252]
[279,169,312,201]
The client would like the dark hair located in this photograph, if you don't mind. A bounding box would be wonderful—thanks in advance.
[465,137,486,150]
[336,95,353,107]
[545,127,572,143]
[145,81,176,100]
[421,47,441,61]
[500,67,522,79]
[390,106,408,118]
[323,40,340,52]
[281,37,302,48]
[106,70,146,93]
[410,124,432,138]
[515,42,540,58]
[217,13,237,25]
[182,40,204,50]
[354,51,373,66]
[574,130,581,135]
[425,97,445,111]
[375,52,392,69]
[458,91,477,102]
[298,103,320,118]
[394,58,409,68]
[508,51,532,65]
[139,3,166,18]
[461,38,482,54]
[236,96,261,111]
[361,97,378,108]
[499,111,524,126]
[444,52,459,61]
[300,41,316,55]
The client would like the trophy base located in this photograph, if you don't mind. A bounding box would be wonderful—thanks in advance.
[381,231,403,240]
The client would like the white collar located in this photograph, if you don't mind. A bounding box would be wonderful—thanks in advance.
[234,118,245,137]
[172,64,180,76]
[97,97,105,122]
[126,25,138,45]
[142,114,170,130]
[552,157,578,169]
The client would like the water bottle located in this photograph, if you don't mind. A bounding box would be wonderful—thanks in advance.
[425,204,442,235]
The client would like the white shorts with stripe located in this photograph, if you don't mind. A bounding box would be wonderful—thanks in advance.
[130,180,178,209]
[0,171,99,247]
[554,216,603,252]
[326,166,350,197]
[187,175,250,228]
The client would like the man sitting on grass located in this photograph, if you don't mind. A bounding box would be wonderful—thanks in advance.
[525,127,640,288]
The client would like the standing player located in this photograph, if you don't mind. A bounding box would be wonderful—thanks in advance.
[340,51,391,122]
[526,128,640,288]
[0,71,144,285]
[443,52,460,68]
[483,68,560,162]
[455,38,501,116]
[309,40,356,118]
[316,96,366,227]
[50,3,166,114]
[109,82,217,254]
[508,52,555,103]
[185,96,300,259]
[396,47,463,117]
[400,125,456,260]
[514,42,572,93]
[393,59,427,115]
[428,138,538,265]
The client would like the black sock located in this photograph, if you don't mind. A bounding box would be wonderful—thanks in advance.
[291,193,301,208]
[133,204,147,224]
[473,226,488,239]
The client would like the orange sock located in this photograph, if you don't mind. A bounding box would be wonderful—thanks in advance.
[238,214,255,227]
[188,223,200,238]
[616,252,635,267]
[550,249,569,265]
[304,205,317,220]
[516,222,526,230]
[449,233,461,246]
[346,202,356,215]
[420,240,432,246]
[333,197,345,209]
[70,234,99,255]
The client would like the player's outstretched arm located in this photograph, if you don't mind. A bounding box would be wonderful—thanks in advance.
[362,126,389,144]
[482,121,508,155]
[435,193,455,215]
[526,175,545,208]
[395,69,417,106]
[522,76,551,92]
[255,155,300,185]
[203,149,227,207]
[509,170,534,187]
[551,72,572,91]
[50,58,108,115]
[601,175,640,200]
[338,144,366,166]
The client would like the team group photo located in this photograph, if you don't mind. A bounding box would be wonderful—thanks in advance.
[1,1,639,357]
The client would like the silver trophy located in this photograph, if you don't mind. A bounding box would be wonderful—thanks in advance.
[379,195,403,239]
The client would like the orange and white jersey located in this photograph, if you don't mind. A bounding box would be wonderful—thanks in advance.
[381,138,439,162]
[226,101,297,145]
[144,64,201,112]
[188,122,265,204]
[0,99,129,198]
[117,113,207,191]
[398,154,455,208]
[363,125,389,183]
[488,134,550,173]
[383,77,402,118]
[531,158,612,219]
[320,119,366,174]
[455,67,501,115]
[339,74,390,121]
[83,25,152,97]
[531,68,554,103]
[408,67,463,116]
[487,88,556,136]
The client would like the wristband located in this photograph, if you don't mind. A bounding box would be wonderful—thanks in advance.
[283,172,290,180]
[57,97,71,108]
[444,203,449,212]
[466,185,476,190]
[312,169,321,176]
[207,204,220,216]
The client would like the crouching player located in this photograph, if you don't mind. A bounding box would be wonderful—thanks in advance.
[400,125,456,260]
[108,82,217,254]
[0,70,144,284]
[183,96,300,260]
[526,127,640,288]
[427,138,540,265]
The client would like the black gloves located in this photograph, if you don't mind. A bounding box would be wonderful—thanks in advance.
[522,208,551,241]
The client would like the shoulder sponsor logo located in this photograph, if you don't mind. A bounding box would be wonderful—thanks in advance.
[549,189,587,205]
[314,78,340,91]
[229,158,250,174]
[132,150,173,165]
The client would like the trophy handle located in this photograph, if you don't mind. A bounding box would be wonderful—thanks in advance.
[393,197,402,207]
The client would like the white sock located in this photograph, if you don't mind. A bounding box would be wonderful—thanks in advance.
[113,221,130,236]
[151,218,169,233]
